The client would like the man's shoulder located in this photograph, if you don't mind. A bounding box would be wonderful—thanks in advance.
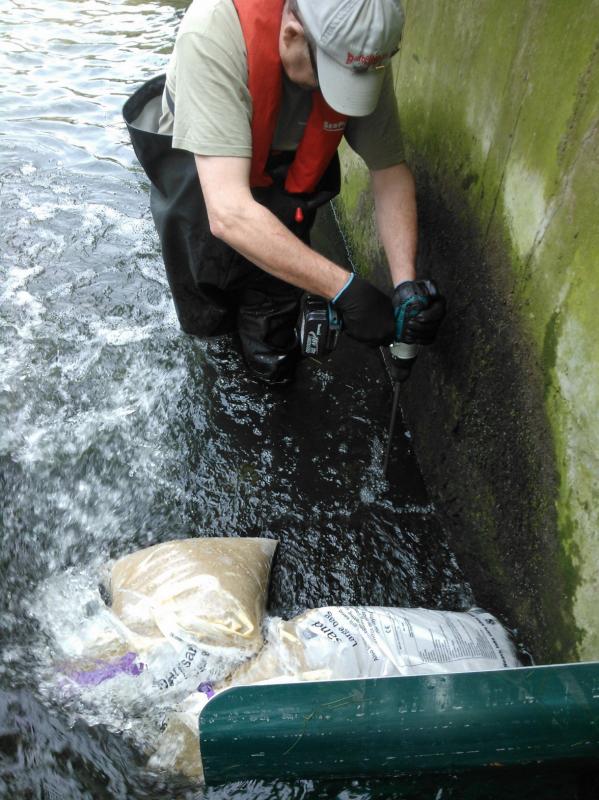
[178,0,241,39]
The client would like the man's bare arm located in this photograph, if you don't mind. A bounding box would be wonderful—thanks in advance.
[372,163,447,347]
[371,162,418,287]
[195,154,349,299]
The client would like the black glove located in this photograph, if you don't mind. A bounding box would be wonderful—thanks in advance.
[332,274,395,346]
[392,279,446,345]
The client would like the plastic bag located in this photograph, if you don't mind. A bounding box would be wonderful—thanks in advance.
[148,687,213,779]
[39,538,277,703]
[110,538,278,652]
[229,606,520,684]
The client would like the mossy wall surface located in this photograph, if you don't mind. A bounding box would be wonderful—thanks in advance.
[335,0,599,661]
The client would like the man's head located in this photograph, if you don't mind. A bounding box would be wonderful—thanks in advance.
[280,0,405,116]
[279,1,319,91]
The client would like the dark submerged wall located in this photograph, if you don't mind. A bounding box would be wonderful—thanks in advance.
[334,0,599,661]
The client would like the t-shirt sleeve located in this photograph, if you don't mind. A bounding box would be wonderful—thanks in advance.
[171,31,253,157]
[343,68,405,171]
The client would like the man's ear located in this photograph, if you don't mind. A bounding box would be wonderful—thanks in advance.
[281,16,304,47]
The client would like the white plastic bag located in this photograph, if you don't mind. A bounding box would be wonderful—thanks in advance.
[229,606,520,684]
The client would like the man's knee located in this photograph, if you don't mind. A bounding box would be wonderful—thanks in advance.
[171,289,237,339]
[236,281,302,384]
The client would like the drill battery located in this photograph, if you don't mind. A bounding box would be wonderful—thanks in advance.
[299,294,342,357]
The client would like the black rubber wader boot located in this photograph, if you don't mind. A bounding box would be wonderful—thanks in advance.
[123,75,341,385]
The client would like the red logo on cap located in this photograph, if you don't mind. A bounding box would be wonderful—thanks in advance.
[346,51,387,67]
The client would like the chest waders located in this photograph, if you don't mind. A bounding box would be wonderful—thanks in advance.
[123,75,341,384]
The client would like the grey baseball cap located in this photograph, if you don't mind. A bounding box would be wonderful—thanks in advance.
[296,0,404,116]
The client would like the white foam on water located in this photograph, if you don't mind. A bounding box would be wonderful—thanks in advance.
[359,434,390,505]
[13,289,45,314]
[1,158,192,593]
[90,321,158,346]
[1,263,46,299]
[6,349,186,465]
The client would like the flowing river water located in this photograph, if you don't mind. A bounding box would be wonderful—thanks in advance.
[0,1,587,798]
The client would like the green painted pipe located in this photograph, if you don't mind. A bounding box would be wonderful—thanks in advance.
[200,662,599,784]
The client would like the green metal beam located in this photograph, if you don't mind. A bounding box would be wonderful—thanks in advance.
[200,662,599,784]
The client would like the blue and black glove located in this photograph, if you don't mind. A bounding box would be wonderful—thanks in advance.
[392,279,446,345]
[332,274,395,346]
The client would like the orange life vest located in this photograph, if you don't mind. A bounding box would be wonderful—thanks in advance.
[233,0,348,194]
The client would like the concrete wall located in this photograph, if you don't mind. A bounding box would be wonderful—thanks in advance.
[334,0,599,662]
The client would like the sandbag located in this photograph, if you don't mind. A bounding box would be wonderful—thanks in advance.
[229,606,520,685]
[41,538,277,701]
[110,537,277,651]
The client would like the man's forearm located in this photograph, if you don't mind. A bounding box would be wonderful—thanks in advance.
[211,198,349,299]
[372,163,418,286]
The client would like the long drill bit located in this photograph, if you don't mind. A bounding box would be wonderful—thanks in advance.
[383,380,402,477]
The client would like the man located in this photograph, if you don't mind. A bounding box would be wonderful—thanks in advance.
[124,0,444,384]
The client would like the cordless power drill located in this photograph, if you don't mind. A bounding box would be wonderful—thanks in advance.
[298,289,431,378]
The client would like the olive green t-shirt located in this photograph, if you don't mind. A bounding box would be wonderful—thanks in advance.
[158,0,404,171]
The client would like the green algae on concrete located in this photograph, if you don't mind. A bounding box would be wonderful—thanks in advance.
[334,144,378,279]
[335,0,599,661]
